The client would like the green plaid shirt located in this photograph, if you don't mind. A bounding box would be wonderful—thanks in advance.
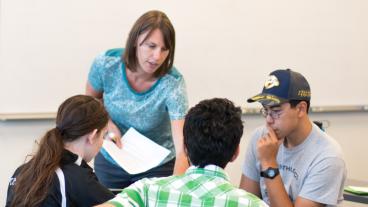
[107,165,268,207]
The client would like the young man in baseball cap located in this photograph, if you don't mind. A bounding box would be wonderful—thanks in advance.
[239,69,346,207]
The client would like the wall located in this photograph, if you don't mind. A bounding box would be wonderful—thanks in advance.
[1,112,368,205]
[1,0,368,206]
[1,0,368,115]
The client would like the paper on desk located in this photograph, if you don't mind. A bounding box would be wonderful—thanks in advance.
[102,127,170,174]
[344,186,368,196]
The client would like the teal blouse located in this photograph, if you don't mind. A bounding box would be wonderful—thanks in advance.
[88,48,188,166]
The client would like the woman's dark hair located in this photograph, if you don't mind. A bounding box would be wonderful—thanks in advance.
[183,98,244,168]
[10,95,108,207]
[123,10,175,77]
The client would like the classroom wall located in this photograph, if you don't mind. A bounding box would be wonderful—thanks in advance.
[1,0,368,115]
[1,1,368,206]
[1,112,367,206]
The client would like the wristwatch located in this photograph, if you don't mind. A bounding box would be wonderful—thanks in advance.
[260,167,279,179]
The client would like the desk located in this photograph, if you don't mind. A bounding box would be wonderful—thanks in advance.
[344,179,368,204]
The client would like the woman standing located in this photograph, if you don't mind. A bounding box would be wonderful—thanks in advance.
[6,95,114,207]
[86,10,189,189]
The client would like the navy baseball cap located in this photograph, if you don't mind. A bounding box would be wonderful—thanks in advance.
[247,69,311,106]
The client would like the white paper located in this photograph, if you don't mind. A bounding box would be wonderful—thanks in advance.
[102,127,170,174]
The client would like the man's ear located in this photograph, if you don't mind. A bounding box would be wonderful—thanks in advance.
[297,101,308,117]
[86,129,98,144]
[183,144,192,166]
[230,145,240,162]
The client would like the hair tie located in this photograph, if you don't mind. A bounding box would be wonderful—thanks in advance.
[55,126,65,136]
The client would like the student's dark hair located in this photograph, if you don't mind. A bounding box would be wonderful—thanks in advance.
[183,98,243,168]
[289,100,310,114]
[10,95,108,207]
[123,10,175,78]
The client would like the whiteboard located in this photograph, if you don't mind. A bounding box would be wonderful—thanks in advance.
[1,0,368,114]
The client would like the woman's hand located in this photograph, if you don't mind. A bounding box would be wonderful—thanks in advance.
[107,119,123,148]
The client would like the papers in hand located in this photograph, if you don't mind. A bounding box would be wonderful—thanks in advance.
[102,127,170,174]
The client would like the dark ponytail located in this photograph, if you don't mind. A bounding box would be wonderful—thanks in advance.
[11,95,108,207]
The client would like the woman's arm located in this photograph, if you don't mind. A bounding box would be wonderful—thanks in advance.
[86,82,122,148]
[171,119,189,175]
[86,82,103,99]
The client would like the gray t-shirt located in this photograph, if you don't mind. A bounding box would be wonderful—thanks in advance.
[242,123,346,206]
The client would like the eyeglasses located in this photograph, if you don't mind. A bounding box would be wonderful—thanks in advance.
[260,108,284,119]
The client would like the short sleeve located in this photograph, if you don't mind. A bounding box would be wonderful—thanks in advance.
[242,127,265,182]
[87,52,106,92]
[165,75,189,120]
[108,179,147,207]
[299,157,346,205]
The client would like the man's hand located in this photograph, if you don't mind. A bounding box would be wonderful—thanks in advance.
[257,126,283,169]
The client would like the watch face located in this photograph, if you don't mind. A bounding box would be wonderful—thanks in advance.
[261,167,279,179]
[268,170,275,177]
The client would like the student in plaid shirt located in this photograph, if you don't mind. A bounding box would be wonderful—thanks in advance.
[96,98,268,207]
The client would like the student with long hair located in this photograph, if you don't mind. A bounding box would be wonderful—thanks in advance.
[6,95,114,207]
